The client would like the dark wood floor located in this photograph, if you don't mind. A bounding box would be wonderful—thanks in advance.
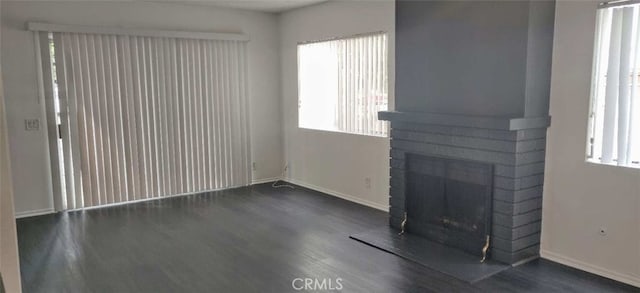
[18,183,639,293]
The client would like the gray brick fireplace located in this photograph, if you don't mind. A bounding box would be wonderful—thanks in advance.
[376,0,556,265]
[379,112,549,264]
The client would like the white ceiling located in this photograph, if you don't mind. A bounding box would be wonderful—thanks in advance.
[175,0,328,13]
[5,0,328,13]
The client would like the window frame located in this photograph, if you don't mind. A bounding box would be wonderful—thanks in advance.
[586,3,640,169]
[296,31,390,138]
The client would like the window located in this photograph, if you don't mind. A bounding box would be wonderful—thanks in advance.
[297,33,388,137]
[588,3,640,168]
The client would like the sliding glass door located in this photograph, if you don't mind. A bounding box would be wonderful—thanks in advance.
[36,30,251,210]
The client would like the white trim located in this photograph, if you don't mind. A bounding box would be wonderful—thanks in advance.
[599,0,640,10]
[541,249,640,288]
[251,177,280,185]
[284,177,388,211]
[298,31,387,45]
[27,22,249,42]
[15,208,55,219]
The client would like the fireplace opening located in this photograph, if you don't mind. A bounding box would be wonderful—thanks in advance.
[405,154,493,257]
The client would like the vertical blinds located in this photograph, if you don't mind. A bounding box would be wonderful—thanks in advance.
[48,31,250,209]
[298,33,388,137]
[336,33,388,136]
[590,6,640,167]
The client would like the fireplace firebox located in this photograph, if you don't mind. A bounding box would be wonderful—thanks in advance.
[404,154,493,257]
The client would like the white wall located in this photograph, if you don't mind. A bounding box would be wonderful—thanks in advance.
[1,1,284,216]
[279,2,394,210]
[541,0,640,287]
[1,62,23,293]
[1,1,23,291]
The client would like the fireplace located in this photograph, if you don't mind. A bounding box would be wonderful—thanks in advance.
[349,134,518,282]
[350,114,547,281]
[382,113,548,265]
[350,0,554,273]
[404,154,493,257]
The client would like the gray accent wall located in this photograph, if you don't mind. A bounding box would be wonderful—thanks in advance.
[524,0,556,117]
[395,0,555,117]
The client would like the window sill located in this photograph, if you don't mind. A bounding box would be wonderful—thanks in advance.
[585,158,640,171]
[297,126,389,139]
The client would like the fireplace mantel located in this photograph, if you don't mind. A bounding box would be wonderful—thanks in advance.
[378,111,551,131]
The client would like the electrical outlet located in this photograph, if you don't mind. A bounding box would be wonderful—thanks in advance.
[365,177,371,189]
[252,162,257,171]
[25,119,40,131]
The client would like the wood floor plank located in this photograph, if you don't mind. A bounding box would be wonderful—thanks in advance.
[17,183,639,293]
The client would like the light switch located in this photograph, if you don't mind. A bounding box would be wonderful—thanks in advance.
[25,119,40,131]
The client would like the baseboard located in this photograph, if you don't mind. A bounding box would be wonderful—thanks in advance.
[284,177,388,212]
[540,249,640,288]
[251,177,280,185]
[15,208,55,219]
